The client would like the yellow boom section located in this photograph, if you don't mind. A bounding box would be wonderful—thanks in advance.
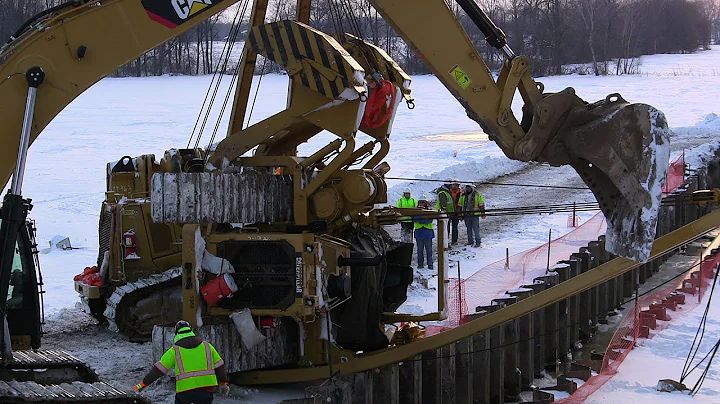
[0,0,242,188]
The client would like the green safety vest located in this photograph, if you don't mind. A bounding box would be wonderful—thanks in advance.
[155,341,224,393]
[397,197,417,208]
[397,197,417,222]
[413,220,433,230]
[435,190,455,213]
[459,192,485,216]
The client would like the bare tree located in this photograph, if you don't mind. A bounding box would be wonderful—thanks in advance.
[1,0,714,78]
[576,0,602,75]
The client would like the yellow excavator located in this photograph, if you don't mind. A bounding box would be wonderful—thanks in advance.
[0,0,689,399]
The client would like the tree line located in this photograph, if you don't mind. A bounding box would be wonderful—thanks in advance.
[1,0,717,77]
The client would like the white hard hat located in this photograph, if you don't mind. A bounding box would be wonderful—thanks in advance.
[403,188,411,193]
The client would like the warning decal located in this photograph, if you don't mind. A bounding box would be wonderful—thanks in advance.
[449,64,472,90]
[142,0,229,29]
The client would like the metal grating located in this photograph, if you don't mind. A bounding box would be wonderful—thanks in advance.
[9,350,85,369]
[0,380,148,403]
[96,208,113,268]
[217,241,296,310]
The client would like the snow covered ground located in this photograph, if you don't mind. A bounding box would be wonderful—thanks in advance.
[587,277,720,404]
[12,45,719,402]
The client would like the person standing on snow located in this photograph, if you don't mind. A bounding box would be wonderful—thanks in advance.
[436,179,461,245]
[459,184,486,247]
[414,196,434,269]
[397,188,418,243]
[133,320,230,403]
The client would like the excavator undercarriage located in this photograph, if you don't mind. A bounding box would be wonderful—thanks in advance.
[0,0,683,396]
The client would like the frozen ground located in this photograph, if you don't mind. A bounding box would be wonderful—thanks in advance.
[13,46,719,402]
[41,308,306,403]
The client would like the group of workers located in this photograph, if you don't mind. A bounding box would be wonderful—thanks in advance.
[396,179,486,269]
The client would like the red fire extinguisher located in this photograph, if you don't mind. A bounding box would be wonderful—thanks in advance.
[123,229,139,259]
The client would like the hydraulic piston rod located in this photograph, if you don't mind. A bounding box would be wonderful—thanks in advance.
[10,67,44,196]
[0,66,43,363]
[455,0,516,59]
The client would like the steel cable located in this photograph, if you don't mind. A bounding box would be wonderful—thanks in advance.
[245,1,283,130]
[187,1,249,149]
[680,259,720,384]
[196,1,250,151]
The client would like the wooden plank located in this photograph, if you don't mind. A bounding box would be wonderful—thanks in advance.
[162,173,179,222]
[179,173,196,223]
[150,173,164,222]
[440,344,455,403]
[372,363,399,404]
[454,338,472,404]
[421,349,440,404]
[399,356,422,404]
[214,172,224,222]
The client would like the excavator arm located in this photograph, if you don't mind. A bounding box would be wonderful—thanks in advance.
[366,0,670,261]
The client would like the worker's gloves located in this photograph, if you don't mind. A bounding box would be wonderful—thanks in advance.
[481,213,487,219]
[132,382,147,392]
[218,383,230,397]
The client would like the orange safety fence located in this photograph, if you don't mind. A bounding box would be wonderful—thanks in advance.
[554,151,694,403]
[662,152,685,195]
[423,156,694,397]
[443,213,607,328]
[556,247,720,404]
[424,213,608,338]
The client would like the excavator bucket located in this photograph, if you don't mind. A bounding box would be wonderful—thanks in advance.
[531,91,670,262]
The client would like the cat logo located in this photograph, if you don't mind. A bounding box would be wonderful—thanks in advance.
[295,254,303,298]
[172,0,213,19]
[142,0,226,29]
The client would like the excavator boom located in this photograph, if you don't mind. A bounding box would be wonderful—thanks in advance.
[0,0,243,188]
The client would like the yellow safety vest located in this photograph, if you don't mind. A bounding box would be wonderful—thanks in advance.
[155,341,224,393]
[413,220,433,230]
[397,197,417,208]
[397,197,417,223]
[435,189,456,213]
[459,192,486,216]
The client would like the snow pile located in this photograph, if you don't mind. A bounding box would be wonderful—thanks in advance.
[669,113,720,157]
[386,157,526,203]
[680,114,720,170]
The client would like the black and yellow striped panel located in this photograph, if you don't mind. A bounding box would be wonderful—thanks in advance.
[249,20,365,100]
[343,33,413,102]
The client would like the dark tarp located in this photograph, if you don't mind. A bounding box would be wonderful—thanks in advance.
[333,226,413,352]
